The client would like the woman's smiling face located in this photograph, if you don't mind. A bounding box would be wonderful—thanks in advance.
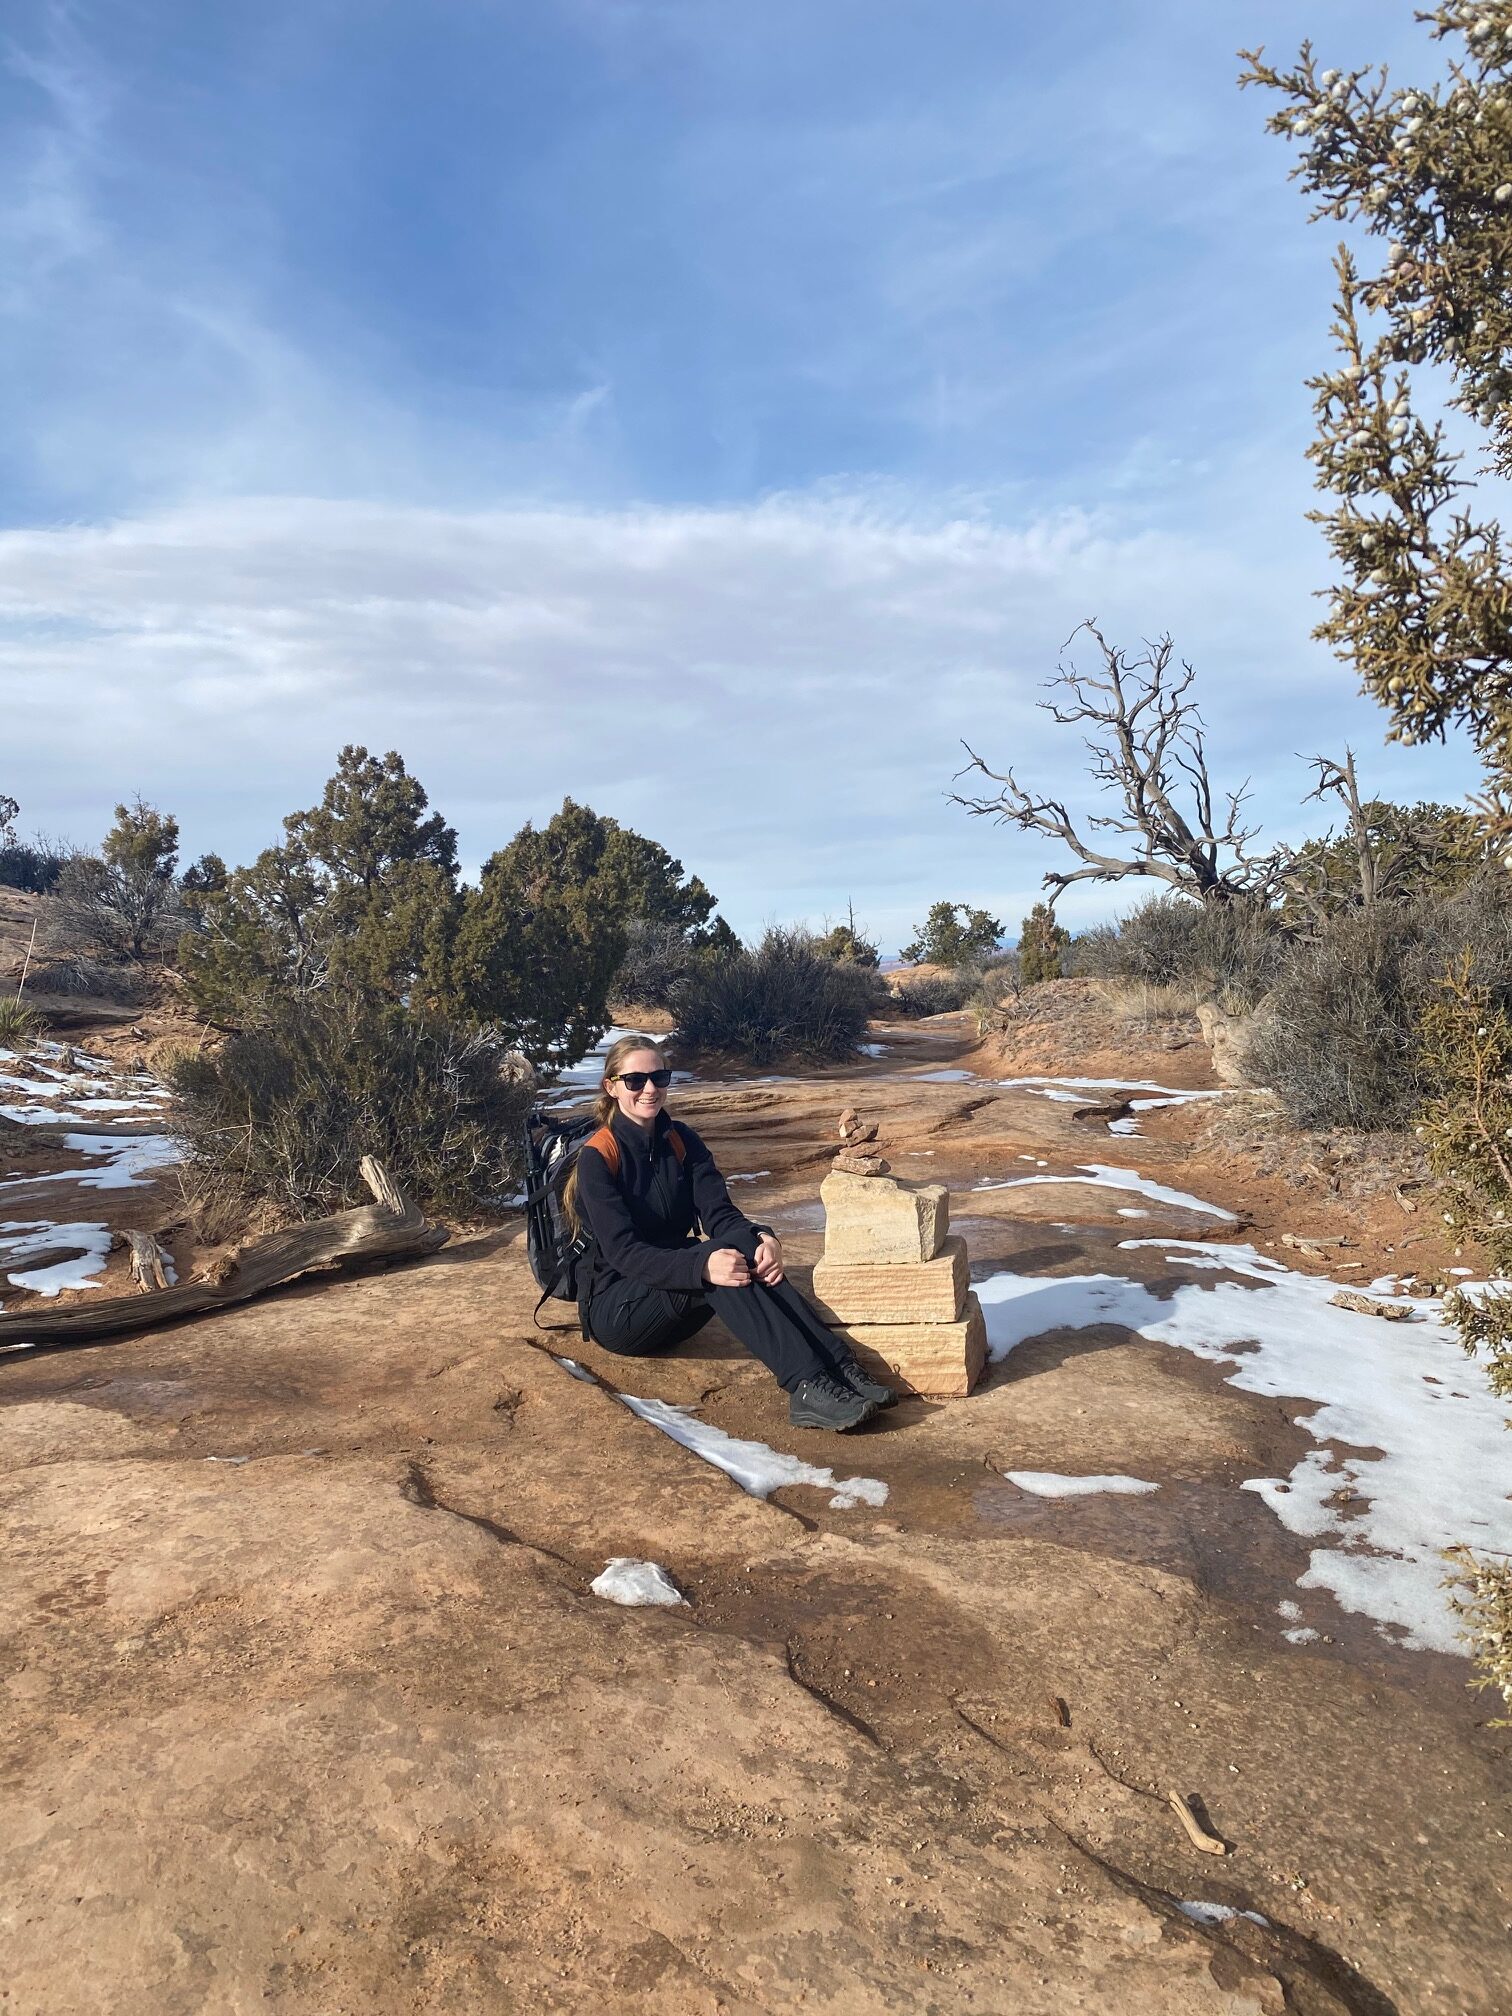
[607,1047,667,1128]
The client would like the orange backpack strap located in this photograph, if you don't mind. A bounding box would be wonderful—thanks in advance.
[585,1122,686,1184]
[586,1125,620,1181]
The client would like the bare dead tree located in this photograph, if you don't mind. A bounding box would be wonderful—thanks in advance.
[952,623,1280,907]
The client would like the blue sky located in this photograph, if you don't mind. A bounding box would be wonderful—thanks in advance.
[0,0,1490,947]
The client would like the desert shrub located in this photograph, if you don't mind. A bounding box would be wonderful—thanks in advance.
[1063,923,1122,978]
[1246,879,1512,1131]
[1106,894,1284,1010]
[1244,908,1425,1129]
[673,926,885,1065]
[166,991,529,1221]
[612,919,701,1009]
[1445,1546,1512,1727]
[1417,961,1512,1403]
[811,911,881,967]
[26,954,146,1002]
[887,970,976,1017]
[0,836,68,893]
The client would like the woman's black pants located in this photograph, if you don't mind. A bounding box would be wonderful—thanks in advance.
[586,1268,847,1393]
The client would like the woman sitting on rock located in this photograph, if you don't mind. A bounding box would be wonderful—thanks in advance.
[564,1033,894,1432]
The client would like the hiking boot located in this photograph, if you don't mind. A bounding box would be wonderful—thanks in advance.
[789,1373,876,1432]
[834,1357,899,1409]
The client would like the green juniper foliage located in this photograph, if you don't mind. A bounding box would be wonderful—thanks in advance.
[1018,902,1070,986]
[900,900,1003,968]
[1242,8,1512,816]
[1417,961,1512,1398]
[1247,0,1512,1711]
[452,798,722,1065]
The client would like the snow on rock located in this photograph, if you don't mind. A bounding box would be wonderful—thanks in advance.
[590,1559,687,1607]
[616,1394,888,1509]
[1177,1902,1269,1929]
[977,1237,1512,1654]
[0,1219,113,1297]
[0,1134,183,1192]
[974,1163,1237,1221]
[1002,1470,1159,1498]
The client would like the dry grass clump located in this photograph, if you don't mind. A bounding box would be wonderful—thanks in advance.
[0,995,43,1043]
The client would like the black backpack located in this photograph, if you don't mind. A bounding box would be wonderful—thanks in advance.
[522,1108,687,1329]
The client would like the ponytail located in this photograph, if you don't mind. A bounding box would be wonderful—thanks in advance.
[560,1034,667,1237]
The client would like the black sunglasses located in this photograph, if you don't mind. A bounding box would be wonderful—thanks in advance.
[614,1068,672,1091]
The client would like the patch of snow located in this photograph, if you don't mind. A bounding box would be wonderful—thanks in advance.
[0,1133,183,1192]
[1116,1208,1151,1219]
[616,1394,888,1509]
[1003,1470,1159,1498]
[976,1239,1512,1654]
[1276,1600,1303,1623]
[590,1558,687,1607]
[974,1164,1237,1221]
[909,1068,976,1082]
[726,1171,770,1183]
[998,1075,1222,1096]
[858,1042,890,1058]
[0,1219,113,1296]
[1017,1086,1087,1105]
[1177,1902,1269,1929]
[1283,1626,1320,1645]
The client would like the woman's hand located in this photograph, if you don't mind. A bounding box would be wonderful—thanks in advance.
[753,1233,784,1286]
[704,1246,754,1288]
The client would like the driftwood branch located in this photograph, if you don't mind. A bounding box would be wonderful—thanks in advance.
[0,1157,447,1354]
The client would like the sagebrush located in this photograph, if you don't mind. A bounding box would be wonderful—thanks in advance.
[167,992,529,1221]
[673,926,885,1065]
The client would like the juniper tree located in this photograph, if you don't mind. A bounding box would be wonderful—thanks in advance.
[1019,902,1071,986]
[1246,0,1512,1713]
[50,797,183,961]
[900,901,1003,968]
[181,747,458,1019]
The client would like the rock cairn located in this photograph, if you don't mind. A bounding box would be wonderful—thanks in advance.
[810,1110,986,1397]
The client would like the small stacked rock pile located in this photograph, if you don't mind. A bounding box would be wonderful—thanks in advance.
[809,1109,986,1398]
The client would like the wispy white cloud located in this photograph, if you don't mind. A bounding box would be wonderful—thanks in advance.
[0,488,1476,945]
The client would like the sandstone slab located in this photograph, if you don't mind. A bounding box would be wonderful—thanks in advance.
[820,1169,948,1265]
[834,1292,987,1399]
[812,1234,968,1326]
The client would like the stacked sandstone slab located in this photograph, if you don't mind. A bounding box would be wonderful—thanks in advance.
[811,1169,986,1398]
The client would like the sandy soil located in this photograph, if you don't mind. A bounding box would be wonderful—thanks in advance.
[1,1001,1508,2015]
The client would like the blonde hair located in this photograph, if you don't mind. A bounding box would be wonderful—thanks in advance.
[561,1034,667,1237]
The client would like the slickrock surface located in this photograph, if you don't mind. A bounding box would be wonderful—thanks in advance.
[2,1000,1508,2016]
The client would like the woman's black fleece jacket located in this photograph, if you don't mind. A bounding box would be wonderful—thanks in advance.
[575,1107,772,1298]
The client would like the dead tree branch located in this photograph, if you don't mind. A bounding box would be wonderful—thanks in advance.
[952,622,1280,906]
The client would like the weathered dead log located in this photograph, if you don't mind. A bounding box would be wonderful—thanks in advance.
[124,1229,172,1293]
[0,1158,447,1353]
